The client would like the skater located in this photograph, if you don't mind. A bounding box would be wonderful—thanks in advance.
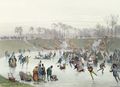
[88,65,97,80]
[97,61,106,74]
[57,57,62,65]
[110,64,120,83]
[39,60,42,66]
[5,51,10,61]
[18,54,23,64]
[47,65,53,81]
[93,57,98,67]
[53,52,56,58]
[26,56,30,67]
[87,57,94,67]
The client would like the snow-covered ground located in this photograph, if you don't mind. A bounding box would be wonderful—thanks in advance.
[0,51,120,87]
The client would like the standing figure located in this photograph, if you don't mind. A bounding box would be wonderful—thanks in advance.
[41,64,46,81]
[33,66,39,81]
[38,64,43,80]
[47,65,53,81]
[26,56,30,67]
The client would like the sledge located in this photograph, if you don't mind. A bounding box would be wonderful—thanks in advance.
[50,75,58,81]
[19,71,32,82]
[8,73,16,82]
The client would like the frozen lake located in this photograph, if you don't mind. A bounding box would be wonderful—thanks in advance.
[0,51,120,87]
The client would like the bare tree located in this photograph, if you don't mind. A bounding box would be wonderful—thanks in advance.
[36,27,42,34]
[29,26,34,39]
[95,24,106,37]
[29,26,34,34]
[15,26,23,36]
[106,15,119,38]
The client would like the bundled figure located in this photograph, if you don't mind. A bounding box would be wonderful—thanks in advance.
[8,56,17,68]
[33,66,39,81]
[8,73,16,82]
[50,75,58,81]
[60,64,66,70]
[74,63,84,72]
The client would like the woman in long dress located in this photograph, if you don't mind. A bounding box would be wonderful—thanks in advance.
[33,66,39,81]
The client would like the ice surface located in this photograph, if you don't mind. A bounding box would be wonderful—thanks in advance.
[0,51,120,87]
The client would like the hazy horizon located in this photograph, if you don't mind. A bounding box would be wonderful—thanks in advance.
[0,0,120,35]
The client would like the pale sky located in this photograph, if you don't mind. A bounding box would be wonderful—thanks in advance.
[0,0,120,35]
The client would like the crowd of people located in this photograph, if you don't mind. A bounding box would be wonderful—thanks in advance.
[3,47,120,84]
[5,49,58,83]
[56,48,120,82]
[32,60,56,83]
